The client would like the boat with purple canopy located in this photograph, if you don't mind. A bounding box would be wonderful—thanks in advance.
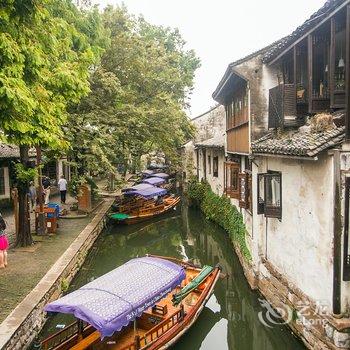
[110,186,180,225]
[151,173,169,179]
[41,256,221,350]
[141,177,166,186]
[121,183,154,193]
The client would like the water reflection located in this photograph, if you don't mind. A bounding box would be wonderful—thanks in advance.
[41,201,305,349]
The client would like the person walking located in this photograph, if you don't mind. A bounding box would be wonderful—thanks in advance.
[29,181,37,212]
[43,176,51,205]
[0,213,9,268]
[58,175,68,204]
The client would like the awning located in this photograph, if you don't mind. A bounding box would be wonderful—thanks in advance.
[121,183,154,192]
[124,186,167,199]
[152,172,169,179]
[141,177,166,186]
[45,257,185,338]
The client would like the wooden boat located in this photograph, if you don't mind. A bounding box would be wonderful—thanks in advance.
[41,255,222,350]
[111,196,180,225]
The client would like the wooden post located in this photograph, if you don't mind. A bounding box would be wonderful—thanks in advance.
[308,34,313,114]
[134,335,140,350]
[11,188,18,237]
[346,5,350,139]
[77,319,84,341]
[36,146,46,235]
[330,17,336,107]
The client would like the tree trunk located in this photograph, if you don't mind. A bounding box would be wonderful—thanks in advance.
[15,145,32,247]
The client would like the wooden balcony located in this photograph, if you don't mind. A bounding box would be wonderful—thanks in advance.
[268,84,305,129]
[226,123,249,154]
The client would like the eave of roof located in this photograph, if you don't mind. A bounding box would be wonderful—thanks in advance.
[263,0,349,63]
[252,126,345,158]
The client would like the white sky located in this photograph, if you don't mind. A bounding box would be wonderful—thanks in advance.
[93,0,326,118]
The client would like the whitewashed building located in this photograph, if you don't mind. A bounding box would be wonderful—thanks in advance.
[211,0,350,348]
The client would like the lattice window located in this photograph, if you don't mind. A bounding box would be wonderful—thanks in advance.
[257,172,282,220]
[224,162,239,199]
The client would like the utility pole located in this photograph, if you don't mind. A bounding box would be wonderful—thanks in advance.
[36,146,46,235]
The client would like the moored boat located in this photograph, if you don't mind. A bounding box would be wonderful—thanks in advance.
[110,186,180,225]
[41,256,221,350]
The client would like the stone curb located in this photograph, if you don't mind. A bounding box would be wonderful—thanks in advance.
[0,198,114,350]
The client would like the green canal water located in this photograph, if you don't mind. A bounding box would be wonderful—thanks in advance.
[41,201,305,349]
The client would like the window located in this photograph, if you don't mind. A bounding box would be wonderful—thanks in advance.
[257,172,282,219]
[238,172,252,210]
[208,155,211,175]
[213,157,218,177]
[224,162,239,198]
[0,168,5,195]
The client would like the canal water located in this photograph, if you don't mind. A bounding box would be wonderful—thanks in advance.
[41,201,305,349]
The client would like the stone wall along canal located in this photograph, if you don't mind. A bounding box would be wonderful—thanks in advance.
[41,201,305,349]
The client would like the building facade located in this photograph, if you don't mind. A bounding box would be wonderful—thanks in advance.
[210,0,350,348]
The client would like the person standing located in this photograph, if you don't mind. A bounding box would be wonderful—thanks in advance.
[58,175,68,204]
[0,213,9,268]
[29,181,37,212]
[43,176,51,205]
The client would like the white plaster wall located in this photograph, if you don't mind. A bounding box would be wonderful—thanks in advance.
[254,154,334,307]
[197,148,225,197]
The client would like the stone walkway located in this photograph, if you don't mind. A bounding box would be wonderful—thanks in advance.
[2,193,76,246]
[0,205,96,323]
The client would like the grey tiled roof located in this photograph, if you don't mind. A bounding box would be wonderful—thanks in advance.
[195,134,225,149]
[252,126,345,157]
[0,143,36,159]
[263,0,346,63]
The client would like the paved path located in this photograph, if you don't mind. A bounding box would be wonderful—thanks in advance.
[0,205,97,323]
[2,193,76,246]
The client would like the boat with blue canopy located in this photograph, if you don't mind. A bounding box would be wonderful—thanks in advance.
[121,183,154,193]
[110,187,180,225]
[41,256,221,350]
[141,177,166,186]
[151,173,169,179]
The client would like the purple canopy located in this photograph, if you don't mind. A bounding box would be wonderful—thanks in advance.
[141,169,154,177]
[124,186,167,199]
[141,177,166,186]
[121,183,153,193]
[152,172,170,179]
[45,257,185,338]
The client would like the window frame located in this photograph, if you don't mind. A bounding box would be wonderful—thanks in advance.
[213,156,219,178]
[257,171,282,220]
[224,162,240,199]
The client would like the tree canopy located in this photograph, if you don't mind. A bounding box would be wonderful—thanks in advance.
[69,5,200,176]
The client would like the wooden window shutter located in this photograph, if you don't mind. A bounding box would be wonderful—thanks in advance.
[224,162,239,199]
[257,173,265,214]
[343,177,350,281]
[238,172,249,209]
[264,172,282,219]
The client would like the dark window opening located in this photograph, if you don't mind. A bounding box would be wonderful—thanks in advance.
[213,157,218,177]
[0,168,5,195]
[208,155,211,175]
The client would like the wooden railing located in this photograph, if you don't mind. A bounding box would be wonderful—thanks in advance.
[41,322,91,350]
[119,308,184,350]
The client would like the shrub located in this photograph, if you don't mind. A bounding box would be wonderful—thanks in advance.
[187,178,252,261]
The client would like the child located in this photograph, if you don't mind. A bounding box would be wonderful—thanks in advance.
[0,213,8,268]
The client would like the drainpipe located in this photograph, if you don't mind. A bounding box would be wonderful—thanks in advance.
[332,149,342,315]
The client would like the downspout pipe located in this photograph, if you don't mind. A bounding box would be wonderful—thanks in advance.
[332,149,342,315]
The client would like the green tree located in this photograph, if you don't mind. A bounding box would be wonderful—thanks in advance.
[0,0,101,246]
[70,5,199,178]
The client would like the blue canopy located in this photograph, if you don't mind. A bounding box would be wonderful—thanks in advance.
[141,177,166,186]
[121,183,154,193]
[152,172,169,179]
[45,257,185,338]
[124,186,167,199]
